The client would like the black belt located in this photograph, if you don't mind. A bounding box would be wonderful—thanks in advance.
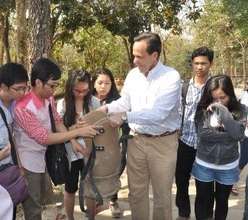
[133,130,178,138]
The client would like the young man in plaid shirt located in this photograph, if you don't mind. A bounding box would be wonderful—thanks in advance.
[175,47,214,220]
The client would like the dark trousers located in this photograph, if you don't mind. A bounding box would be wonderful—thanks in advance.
[110,193,118,203]
[239,138,248,170]
[195,180,232,220]
[243,176,248,220]
[175,139,196,217]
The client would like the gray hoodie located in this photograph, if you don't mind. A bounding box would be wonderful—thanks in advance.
[196,103,247,165]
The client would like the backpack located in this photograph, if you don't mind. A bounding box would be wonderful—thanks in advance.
[45,104,70,185]
[180,80,190,135]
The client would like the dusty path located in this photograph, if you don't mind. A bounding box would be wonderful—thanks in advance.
[16,166,247,220]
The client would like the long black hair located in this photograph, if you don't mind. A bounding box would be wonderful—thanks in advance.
[195,74,242,122]
[63,69,92,128]
[92,68,120,104]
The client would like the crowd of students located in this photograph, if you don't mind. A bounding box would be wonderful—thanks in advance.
[0,32,248,220]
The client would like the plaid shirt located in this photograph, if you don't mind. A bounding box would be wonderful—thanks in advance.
[180,78,206,148]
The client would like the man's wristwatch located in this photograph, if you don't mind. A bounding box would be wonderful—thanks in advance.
[121,113,128,123]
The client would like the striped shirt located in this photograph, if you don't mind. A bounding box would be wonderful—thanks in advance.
[14,91,62,173]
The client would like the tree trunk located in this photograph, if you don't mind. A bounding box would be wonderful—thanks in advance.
[16,0,29,68]
[0,14,4,65]
[28,0,51,71]
[242,45,247,88]
[128,36,135,69]
[122,36,132,70]
[3,13,11,63]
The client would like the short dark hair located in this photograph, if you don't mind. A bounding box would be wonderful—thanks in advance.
[134,32,161,57]
[191,46,214,63]
[30,58,61,86]
[0,63,28,87]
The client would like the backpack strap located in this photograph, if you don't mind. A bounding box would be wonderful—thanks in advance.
[180,80,190,136]
[79,139,103,212]
[48,104,56,132]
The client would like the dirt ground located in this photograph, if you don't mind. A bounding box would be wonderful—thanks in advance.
[16,166,248,220]
[15,88,246,220]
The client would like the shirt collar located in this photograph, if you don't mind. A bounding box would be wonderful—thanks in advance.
[0,98,14,114]
[0,98,4,109]
[146,61,162,80]
[191,74,211,89]
[30,91,47,109]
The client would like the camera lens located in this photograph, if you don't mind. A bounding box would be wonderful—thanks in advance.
[97,127,105,134]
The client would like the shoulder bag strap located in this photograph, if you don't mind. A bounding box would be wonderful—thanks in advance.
[48,103,56,132]
[180,81,190,136]
[0,106,18,165]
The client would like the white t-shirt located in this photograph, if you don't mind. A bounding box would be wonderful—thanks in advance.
[240,91,248,107]
[57,97,100,162]
[240,91,248,137]
[0,185,13,220]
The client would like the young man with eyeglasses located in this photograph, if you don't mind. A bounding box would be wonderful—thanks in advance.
[0,63,29,220]
[13,58,98,220]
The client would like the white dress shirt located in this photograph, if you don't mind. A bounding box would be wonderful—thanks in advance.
[107,61,181,135]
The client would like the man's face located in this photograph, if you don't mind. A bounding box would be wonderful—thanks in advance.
[8,82,28,101]
[40,79,59,99]
[192,56,212,78]
[133,40,158,74]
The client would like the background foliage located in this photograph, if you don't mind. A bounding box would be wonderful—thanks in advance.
[0,0,247,92]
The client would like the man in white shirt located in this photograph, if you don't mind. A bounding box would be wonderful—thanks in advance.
[100,32,181,220]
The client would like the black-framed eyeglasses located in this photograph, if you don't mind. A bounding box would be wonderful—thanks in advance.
[45,82,59,89]
[9,86,29,93]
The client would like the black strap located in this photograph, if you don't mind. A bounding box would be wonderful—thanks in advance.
[48,104,56,132]
[180,81,190,135]
[87,140,103,206]
[119,134,133,176]
[79,139,103,212]
[0,107,18,165]
[80,143,94,180]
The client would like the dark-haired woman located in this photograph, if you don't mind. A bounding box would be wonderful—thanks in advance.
[57,70,100,220]
[84,68,130,219]
[192,75,247,220]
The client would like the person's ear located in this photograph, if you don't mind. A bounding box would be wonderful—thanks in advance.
[35,79,43,88]
[210,61,214,68]
[152,51,159,61]
[0,83,8,91]
[35,79,39,86]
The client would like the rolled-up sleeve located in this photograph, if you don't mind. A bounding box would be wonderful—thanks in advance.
[50,97,62,124]
[107,80,131,113]
[14,108,49,145]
